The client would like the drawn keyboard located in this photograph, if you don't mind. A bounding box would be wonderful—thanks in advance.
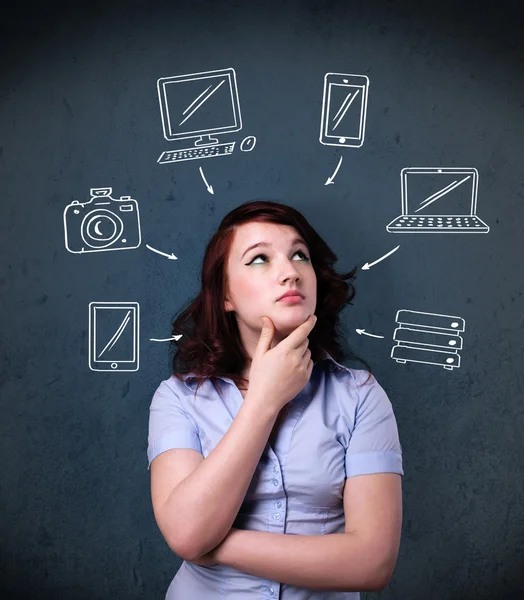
[388,215,489,231]
[158,142,235,164]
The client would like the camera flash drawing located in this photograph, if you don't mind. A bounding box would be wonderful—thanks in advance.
[319,73,369,148]
[64,188,141,253]
[89,302,139,372]
[386,168,490,233]
[391,309,465,370]
[157,67,255,164]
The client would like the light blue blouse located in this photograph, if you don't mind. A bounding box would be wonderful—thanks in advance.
[147,350,404,599]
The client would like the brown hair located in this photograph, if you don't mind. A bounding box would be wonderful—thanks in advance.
[170,199,371,397]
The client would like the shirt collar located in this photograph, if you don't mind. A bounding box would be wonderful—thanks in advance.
[180,348,353,391]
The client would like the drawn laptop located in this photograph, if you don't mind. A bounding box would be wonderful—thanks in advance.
[386,167,490,233]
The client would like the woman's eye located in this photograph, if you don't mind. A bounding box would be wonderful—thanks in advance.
[248,250,310,265]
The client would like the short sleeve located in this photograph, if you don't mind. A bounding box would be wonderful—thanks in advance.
[345,372,404,478]
[146,379,202,470]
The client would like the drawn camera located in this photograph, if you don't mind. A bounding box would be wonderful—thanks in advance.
[63,187,141,254]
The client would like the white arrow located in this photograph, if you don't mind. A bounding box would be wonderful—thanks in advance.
[324,156,343,186]
[146,244,178,260]
[199,166,214,194]
[356,329,384,339]
[149,334,184,342]
[362,245,400,270]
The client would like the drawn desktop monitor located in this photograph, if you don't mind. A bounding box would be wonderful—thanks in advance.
[386,167,490,233]
[157,68,242,147]
[89,302,139,372]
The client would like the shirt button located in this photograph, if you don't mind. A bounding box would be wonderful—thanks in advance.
[276,502,282,508]
[273,466,278,473]
[269,588,275,595]
[275,513,280,519]
[272,479,278,486]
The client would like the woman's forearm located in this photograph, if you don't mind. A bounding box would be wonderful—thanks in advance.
[161,396,279,560]
[213,528,387,592]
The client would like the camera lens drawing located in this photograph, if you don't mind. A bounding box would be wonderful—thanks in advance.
[64,187,141,253]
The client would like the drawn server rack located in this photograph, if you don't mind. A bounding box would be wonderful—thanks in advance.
[391,309,465,370]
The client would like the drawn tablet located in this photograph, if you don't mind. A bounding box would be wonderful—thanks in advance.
[88,302,140,372]
[319,73,369,148]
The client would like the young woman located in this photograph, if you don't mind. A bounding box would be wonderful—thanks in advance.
[147,200,404,599]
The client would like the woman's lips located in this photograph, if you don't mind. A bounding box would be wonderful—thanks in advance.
[278,295,304,303]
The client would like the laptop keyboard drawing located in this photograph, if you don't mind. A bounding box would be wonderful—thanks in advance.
[386,167,490,233]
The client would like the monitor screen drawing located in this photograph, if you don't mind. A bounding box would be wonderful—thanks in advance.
[157,68,242,146]
[403,168,478,216]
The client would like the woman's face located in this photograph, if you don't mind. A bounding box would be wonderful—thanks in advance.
[224,221,317,352]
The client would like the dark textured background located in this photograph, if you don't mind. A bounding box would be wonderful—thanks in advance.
[1,0,523,598]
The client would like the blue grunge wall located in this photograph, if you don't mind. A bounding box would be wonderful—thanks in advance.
[1,0,523,598]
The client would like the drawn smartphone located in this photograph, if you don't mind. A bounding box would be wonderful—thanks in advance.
[89,302,139,372]
[319,73,369,147]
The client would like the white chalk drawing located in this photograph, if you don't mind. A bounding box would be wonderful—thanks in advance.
[157,67,256,164]
[199,166,214,194]
[149,334,184,342]
[386,167,490,233]
[319,73,369,148]
[391,309,465,370]
[356,329,384,339]
[324,156,343,185]
[361,245,400,271]
[145,245,178,260]
[89,302,139,372]
[64,188,141,254]
[240,136,256,152]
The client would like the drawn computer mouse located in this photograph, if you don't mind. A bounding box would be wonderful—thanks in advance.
[240,135,257,152]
